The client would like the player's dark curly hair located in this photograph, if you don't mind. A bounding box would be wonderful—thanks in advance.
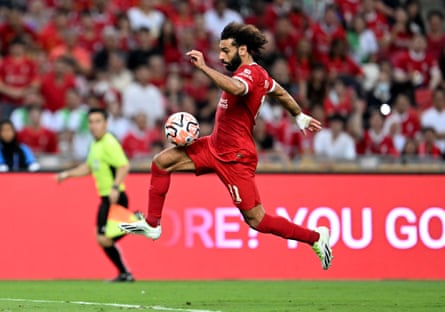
[221,22,267,56]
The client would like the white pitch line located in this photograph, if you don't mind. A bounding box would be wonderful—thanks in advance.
[0,298,221,312]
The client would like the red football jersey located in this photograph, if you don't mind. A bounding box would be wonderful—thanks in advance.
[357,131,398,156]
[0,56,38,104]
[18,127,58,154]
[310,23,346,60]
[40,71,76,112]
[394,51,437,86]
[210,63,275,162]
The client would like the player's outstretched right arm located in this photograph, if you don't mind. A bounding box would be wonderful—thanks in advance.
[56,163,91,183]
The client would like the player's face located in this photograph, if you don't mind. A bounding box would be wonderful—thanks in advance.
[88,112,107,140]
[219,39,242,72]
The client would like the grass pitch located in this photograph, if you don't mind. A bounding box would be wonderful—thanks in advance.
[0,280,443,312]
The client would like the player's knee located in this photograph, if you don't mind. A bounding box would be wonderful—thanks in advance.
[96,234,113,247]
[241,205,265,229]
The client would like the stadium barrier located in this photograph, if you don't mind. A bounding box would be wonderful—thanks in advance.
[1,173,444,280]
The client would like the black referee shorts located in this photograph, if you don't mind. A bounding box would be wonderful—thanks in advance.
[97,192,129,235]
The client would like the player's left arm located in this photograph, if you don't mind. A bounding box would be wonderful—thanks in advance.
[269,81,322,134]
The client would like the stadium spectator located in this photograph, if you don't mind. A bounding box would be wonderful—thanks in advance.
[106,98,131,141]
[40,56,77,113]
[288,38,314,85]
[421,88,445,152]
[203,0,243,40]
[122,112,161,159]
[107,51,133,94]
[383,93,420,151]
[147,54,167,90]
[405,0,425,35]
[347,14,379,65]
[361,0,390,41]
[52,88,89,158]
[0,118,40,172]
[49,28,92,76]
[255,30,281,70]
[323,78,355,119]
[127,0,165,38]
[336,0,362,27]
[56,108,134,282]
[126,26,161,71]
[10,91,53,131]
[426,10,445,60]
[23,0,51,32]
[92,26,122,72]
[310,4,346,61]
[122,64,165,128]
[400,137,418,161]
[37,8,69,53]
[417,127,442,159]
[0,6,37,54]
[299,63,329,112]
[273,16,300,57]
[356,109,398,156]
[393,34,442,100]
[324,38,363,84]
[157,20,182,68]
[314,113,357,160]
[270,57,298,99]
[77,10,103,54]
[0,37,40,118]
[385,7,413,63]
[17,104,58,155]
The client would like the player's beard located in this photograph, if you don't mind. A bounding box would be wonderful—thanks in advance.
[225,51,242,72]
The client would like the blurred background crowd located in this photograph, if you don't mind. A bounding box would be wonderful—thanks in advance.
[0,0,445,172]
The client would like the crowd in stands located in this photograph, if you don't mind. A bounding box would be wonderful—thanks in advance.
[1,0,445,172]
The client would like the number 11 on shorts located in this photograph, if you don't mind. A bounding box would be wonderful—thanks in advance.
[228,184,242,204]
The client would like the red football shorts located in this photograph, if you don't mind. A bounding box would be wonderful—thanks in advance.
[185,136,261,210]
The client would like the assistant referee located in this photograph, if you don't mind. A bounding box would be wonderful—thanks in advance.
[57,108,134,282]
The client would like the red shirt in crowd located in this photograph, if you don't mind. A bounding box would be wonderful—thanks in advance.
[417,142,442,158]
[310,23,346,60]
[356,131,399,156]
[18,127,58,154]
[0,56,39,105]
[0,23,37,54]
[38,22,64,53]
[288,57,312,82]
[427,34,445,60]
[122,129,161,159]
[323,89,354,117]
[364,11,389,39]
[40,72,76,112]
[335,0,361,23]
[323,55,363,77]
[393,51,438,86]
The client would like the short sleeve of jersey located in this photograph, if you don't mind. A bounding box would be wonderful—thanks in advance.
[103,133,129,167]
[233,65,275,96]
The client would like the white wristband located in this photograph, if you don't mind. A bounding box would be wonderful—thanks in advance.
[295,113,311,130]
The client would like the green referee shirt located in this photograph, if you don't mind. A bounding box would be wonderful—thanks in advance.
[87,132,129,196]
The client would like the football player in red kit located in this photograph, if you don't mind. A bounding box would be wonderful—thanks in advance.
[120,23,333,270]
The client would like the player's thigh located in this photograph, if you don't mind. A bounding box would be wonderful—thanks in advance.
[218,162,261,211]
[153,146,196,172]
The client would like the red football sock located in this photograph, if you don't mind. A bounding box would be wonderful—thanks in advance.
[146,162,171,227]
[256,213,320,245]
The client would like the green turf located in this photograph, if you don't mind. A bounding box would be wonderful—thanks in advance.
[0,280,443,312]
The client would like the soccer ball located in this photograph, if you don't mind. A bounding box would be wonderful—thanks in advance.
[164,112,200,146]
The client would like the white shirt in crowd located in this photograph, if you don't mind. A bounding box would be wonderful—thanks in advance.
[314,129,357,160]
[421,107,445,152]
[204,8,243,40]
[127,6,165,37]
[122,82,165,127]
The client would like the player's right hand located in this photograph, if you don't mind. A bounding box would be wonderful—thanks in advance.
[186,50,206,69]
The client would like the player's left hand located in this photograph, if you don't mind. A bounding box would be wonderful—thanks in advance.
[186,50,206,69]
[109,188,119,204]
[295,112,322,135]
